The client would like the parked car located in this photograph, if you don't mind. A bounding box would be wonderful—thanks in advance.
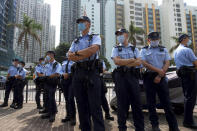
[103,70,185,115]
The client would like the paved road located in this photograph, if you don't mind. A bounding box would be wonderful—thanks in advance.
[0,102,196,131]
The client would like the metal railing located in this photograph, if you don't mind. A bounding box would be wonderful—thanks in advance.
[0,75,115,105]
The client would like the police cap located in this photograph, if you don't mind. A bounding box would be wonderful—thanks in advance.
[178,34,190,43]
[115,28,129,35]
[76,16,91,23]
[148,32,160,40]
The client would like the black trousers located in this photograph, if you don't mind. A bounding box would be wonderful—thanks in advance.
[100,77,110,115]
[180,72,197,124]
[14,80,25,106]
[35,83,44,107]
[44,83,57,115]
[72,68,105,131]
[144,76,178,129]
[62,78,76,118]
[114,71,144,131]
[4,80,15,103]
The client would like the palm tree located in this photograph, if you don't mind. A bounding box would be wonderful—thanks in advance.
[8,14,42,61]
[169,36,179,53]
[128,21,145,46]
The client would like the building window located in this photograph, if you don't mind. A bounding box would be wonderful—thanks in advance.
[136,22,142,26]
[130,6,134,9]
[135,12,142,16]
[130,1,134,4]
[176,9,180,12]
[178,28,182,32]
[135,17,142,21]
[135,3,142,6]
[135,7,142,11]
[130,11,134,14]
[177,18,181,22]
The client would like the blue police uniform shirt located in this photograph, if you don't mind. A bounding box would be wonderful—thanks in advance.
[17,67,26,80]
[69,33,101,62]
[174,44,197,69]
[61,60,74,74]
[111,43,141,67]
[45,60,61,76]
[8,65,18,76]
[140,45,171,69]
[34,64,45,78]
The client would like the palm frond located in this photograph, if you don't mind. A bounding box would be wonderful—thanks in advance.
[31,22,42,31]
[7,23,23,29]
[169,44,179,53]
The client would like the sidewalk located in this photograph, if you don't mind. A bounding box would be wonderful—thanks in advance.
[0,102,196,131]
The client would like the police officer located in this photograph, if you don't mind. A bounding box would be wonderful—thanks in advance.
[141,32,179,131]
[0,59,19,108]
[174,34,197,129]
[61,57,76,126]
[101,61,114,121]
[14,61,26,109]
[41,51,61,122]
[111,28,144,131]
[34,58,45,109]
[68,16,105,131]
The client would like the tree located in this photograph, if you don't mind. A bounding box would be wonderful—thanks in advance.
[128,21,145,46]
[8,14,42,60]
[99,55,111,71]
[54,43,71,63]
[169,36,180,53]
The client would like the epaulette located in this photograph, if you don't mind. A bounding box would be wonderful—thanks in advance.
[88,34,99,42]
[143,46,149,49]
[73,37,81,44]
[114,45,123,52]
[52,62,59,70]
[158,45,165,48]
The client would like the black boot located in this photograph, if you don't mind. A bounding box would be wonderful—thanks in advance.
[70,117,76,126]
[152,125,161,131]
[0,102,8,107]
[37,105,43,109]
[49,114,56,122]
[105,113,114,121]
[61,116,71,123]
[10,103,16,108]
[41,113,50,119]
[14,105,23,109]
[39,109,48,114]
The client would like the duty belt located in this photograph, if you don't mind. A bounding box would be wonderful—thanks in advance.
[116,66,135,73]
[72,59,102,72]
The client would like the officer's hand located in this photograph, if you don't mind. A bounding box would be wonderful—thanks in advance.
[154,76,161,84]
[15,75,19,79]
[158,69,165,77]
[63,74,69,79]
[68,52,77,60]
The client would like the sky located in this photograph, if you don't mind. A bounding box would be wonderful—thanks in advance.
[44,0,197,47]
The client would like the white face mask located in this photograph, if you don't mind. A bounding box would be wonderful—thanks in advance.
[45,55,51,62]
[150,40,160,47]
[187,40,192,46]
[41,61,45,65]
[18,64,22,68]
[117,35,125,44]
